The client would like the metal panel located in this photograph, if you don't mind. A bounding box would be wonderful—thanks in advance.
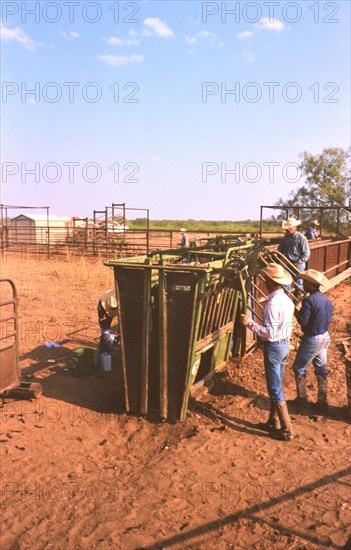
[164,271,199,421]
[0,279,20,393]
[114,267,144,413]
[0,346,19,392]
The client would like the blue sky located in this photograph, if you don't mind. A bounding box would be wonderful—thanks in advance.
[1,0,350,220]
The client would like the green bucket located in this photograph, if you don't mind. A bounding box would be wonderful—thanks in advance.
[73,347,85,357]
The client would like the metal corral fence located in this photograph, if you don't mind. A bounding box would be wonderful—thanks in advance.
[0,225,258,259]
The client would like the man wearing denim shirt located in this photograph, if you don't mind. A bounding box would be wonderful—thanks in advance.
[278,217,310,299]
[305,219,320,240]
[241,263,295,441]
[291,269,333,412]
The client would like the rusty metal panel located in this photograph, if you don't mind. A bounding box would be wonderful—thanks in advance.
[308,245,325,272]
[0,346,19,392]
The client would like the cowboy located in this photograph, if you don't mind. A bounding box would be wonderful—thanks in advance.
[291,269,332,412]
[305,219,320,240]
[98,289,118,353]
[278,217,310,298]
[179,228,189,248]
[241,263,295,441]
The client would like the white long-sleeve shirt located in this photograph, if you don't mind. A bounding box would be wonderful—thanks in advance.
[245,289,294,342]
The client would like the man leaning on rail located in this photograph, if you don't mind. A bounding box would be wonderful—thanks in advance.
[305,219,320,240]
[241,264,295,441]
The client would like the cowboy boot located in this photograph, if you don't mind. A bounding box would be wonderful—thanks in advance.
[290,374,308,406]
[273,401,294,441]
[256,401,280,432]
[316,374,328,412]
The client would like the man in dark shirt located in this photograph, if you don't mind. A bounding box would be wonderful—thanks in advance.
[292,269,333,411]
[179,228,189,248]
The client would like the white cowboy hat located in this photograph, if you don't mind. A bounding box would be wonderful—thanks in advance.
[298,269,330,288]
[180,228,187,232]
[282,217,301,230]
[101,289,118,310]
[310,219,320,226]
[260,263,292,286]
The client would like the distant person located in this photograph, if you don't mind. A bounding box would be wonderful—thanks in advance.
[179,228,189,248]
[241,263,295,441]
[98,289,118,353]
[291,269,332,412]
[305,220,320,240]
[278,217,310,298]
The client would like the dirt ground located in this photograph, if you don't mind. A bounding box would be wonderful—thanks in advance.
[0,253,350,550]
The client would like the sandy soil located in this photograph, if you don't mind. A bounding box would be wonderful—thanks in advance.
[0,253,350,550]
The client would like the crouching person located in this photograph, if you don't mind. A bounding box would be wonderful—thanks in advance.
[98,289,118,354]
[241,264,295,441]
[291,269,332,412]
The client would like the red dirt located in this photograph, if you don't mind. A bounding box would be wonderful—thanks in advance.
[0,254,350,550]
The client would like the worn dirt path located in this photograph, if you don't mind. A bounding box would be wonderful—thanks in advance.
[0,255,350,549]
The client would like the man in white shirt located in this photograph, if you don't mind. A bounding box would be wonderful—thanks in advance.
[241,264,295,441]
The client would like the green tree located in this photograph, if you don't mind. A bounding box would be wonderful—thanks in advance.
[276,147,351,234]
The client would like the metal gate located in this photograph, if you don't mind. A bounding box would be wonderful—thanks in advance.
[0,279,42,398]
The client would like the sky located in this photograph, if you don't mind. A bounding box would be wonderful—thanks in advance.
[1,0,350,221]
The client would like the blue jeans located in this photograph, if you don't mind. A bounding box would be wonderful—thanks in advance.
[263,341,290,402]
[293,332,330,380]
[286,262,305,290]
[98,300,113,353]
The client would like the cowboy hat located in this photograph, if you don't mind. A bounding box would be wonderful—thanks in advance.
[310,219,320,226]
[298,269,330,288]
[180,228,187,232]
[260,263,292,286]
[282,217,301,230]
[101,289,118,311]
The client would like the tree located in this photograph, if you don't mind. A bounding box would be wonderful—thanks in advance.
[276,147,351,233]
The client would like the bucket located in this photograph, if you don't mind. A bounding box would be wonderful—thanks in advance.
[73,347,85,357]
[100,352,112,372]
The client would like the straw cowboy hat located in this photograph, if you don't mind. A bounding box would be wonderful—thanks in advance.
[180,228,187,232]
[282,217,301,230]
[100,289,118,311]
[298,269,330,288]
[260,263,292,286]
[310,219,320,226]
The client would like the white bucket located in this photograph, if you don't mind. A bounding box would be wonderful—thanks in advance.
[100,352,112,372]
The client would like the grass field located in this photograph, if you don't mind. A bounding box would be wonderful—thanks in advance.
[128,219,282,232]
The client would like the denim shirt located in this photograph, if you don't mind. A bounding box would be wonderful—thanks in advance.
[278,231,310,263]
[295,290,333,336]
[305,226,317,240]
